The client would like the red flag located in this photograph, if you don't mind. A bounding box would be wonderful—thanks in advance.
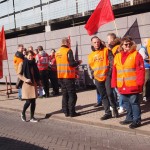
[0,26,8,60]
[85,0,114,35]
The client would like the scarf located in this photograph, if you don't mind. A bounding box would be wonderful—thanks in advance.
[22,58,40,83]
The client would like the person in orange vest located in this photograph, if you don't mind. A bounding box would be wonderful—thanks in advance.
[112,37,145,129]
[107,33,127,114]
[107,33,121,56]
[56,37,82,117]
[88,36,118,120]
[49,49,59,96]
[35,46,50,98]
[13,44,24,100]
[139,38,150,102]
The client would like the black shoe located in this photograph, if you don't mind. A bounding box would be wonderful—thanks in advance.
[65,113,69,117]
[120,120,133,125]
[113,109,119,118]
[100,114,112,120]
[43,94,49,98]
[94,103,102,107]
[129,122,141,129]
[21,113,26,122]
[18,97,22,101]
[70,112,81,117]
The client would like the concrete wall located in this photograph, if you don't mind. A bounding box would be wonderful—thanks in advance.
[2,12,150,83]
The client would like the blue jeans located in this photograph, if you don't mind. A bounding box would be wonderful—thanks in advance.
[114,88,123,108]
[96,90,102,104]
[121,94,141,123]
[18,88,22,99]
[119,94,124,108]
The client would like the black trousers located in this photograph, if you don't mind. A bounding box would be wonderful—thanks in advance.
[22,99,36,119]
[95,79,111,115]
[105,76,117,109]
[59,78,77,115]
[49,70,59,93]
[40,70,49,96]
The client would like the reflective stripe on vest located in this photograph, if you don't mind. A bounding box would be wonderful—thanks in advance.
[93,66,108,71]
[56,47,75,78]
[88,48,109,81]
[114,50,137,88]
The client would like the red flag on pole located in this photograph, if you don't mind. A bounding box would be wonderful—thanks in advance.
[84,0,114,35]
[0,26,8,60]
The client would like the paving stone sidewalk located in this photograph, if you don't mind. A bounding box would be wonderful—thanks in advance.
[0,85,150,135]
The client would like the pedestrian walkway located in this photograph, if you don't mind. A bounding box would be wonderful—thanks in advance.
[0,85,150,135]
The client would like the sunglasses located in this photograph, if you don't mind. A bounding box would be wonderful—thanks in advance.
[123,43,132,47]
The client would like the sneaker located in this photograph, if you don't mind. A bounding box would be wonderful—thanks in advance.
[110,106,113,111]
[129,122,141,129]
[100,114,112,120]
[30,118,38,123]
[18,97,22,101]
[118,107,125,114]
[21,113,26,122]
[143,97,147,102]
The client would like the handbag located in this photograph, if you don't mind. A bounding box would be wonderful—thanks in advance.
[16,78,23,89]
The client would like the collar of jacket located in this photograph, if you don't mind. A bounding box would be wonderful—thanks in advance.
[15,51,24,60]
[61,45,69,48]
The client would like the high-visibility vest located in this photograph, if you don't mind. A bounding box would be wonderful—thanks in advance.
[114,50,138,88]
[56,47,75,78]
[112,45,120,56]
[37,53,49,71]
[13,56,24,73]
[88,48,109,81]
[147,39,150,63]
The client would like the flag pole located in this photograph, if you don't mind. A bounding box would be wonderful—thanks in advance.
[6,60,12,93]
[113,20,119,37]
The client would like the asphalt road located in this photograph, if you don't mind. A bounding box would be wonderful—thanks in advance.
[0,109,150,150]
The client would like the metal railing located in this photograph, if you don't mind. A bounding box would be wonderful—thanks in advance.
[0,0,148,31]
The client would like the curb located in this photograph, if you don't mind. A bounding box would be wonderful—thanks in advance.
[0,106,150,136]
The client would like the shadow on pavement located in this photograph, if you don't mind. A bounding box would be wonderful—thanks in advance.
[141,101,150,114]
[45,103,102,118]
[141,117,150,126]
[45,109,62,119]
[76,103,95,110]
[0,137,46,150]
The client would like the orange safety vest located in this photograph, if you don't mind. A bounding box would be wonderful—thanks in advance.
[13,56,24,73]
[147,39,150,63]
[37,53,49,71]
[56,47,75,78]
[114,50,138,88]
[112,45,120,56]
[88,48,109,81]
